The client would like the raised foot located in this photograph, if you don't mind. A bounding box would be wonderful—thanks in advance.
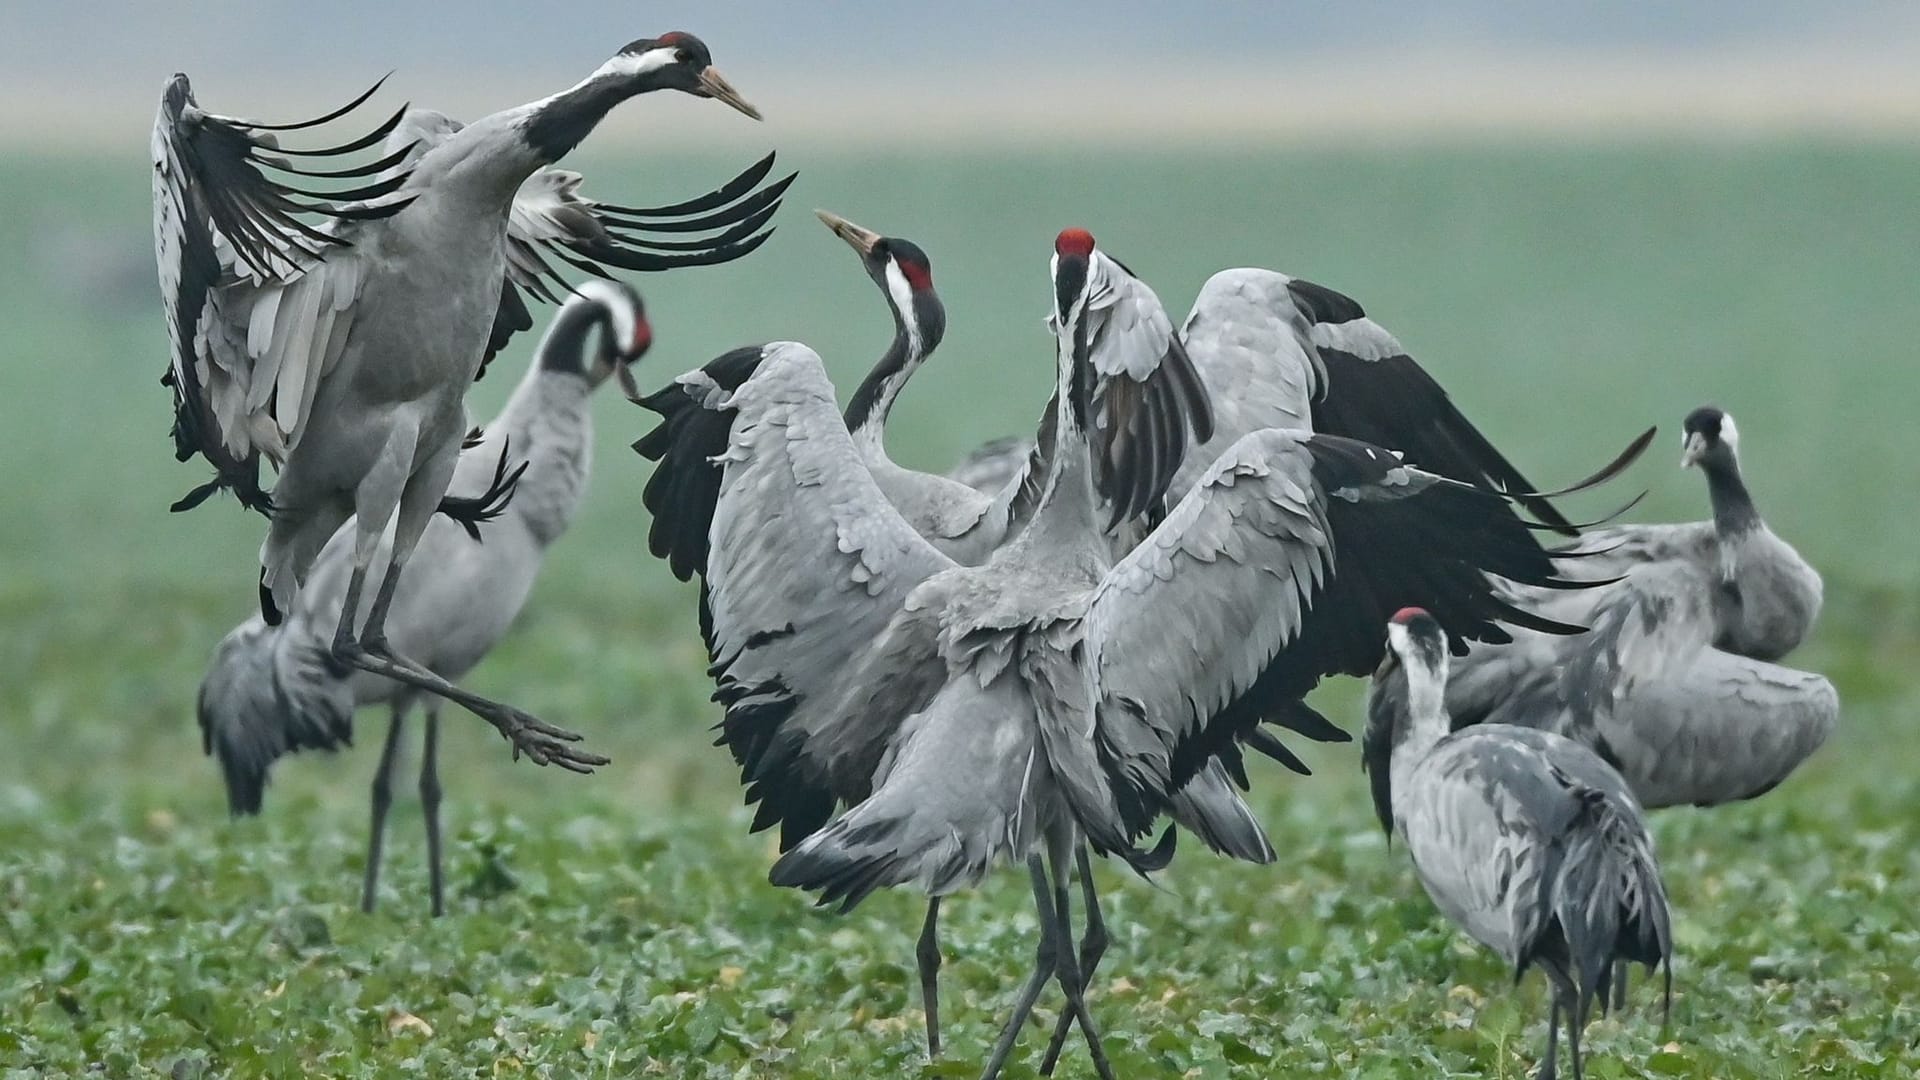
[480,701,609,773]
[331,641,610,774]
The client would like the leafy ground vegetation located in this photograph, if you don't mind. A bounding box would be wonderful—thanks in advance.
[2,142,1917,1076]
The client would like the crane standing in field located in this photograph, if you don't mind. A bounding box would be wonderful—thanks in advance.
[198,282,652,916]
[1366,607,1673,1080]
[154,32,771,771]
[1437,407,1834,1008]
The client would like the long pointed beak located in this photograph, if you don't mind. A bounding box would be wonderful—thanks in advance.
[697,66,760,120]
[815,209,881,257]
[614,321,652,404]
[1680,434,1704,469]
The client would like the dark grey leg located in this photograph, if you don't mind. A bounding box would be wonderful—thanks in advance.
[917,899,942,1060]
[1040,847,1109,1075]
[327,516,601,773]
[1539,997,1560,1080]
[420,702,445,918]
[1046,851,1115,1080]
[331,635,603,772]
[1610,960,1628,1013]
[979,857,1060,1080]
[360,706,407,914]
[1568,988,1586,1080]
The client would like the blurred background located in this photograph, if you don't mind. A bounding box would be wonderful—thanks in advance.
[1,3,1917,1070]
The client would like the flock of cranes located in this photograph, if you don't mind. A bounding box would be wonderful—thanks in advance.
[155,32,1838,1080]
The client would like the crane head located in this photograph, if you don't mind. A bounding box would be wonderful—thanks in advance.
[1381,607,1446,679]
[611,32,761,120]
[817,209,943,354]
[1680,405,1737,470]
[1050,228,1098,326]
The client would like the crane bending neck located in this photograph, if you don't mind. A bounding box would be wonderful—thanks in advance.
[844,321,924,459]
[1702,454,1760,538]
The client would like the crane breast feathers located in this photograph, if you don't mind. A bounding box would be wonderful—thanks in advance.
[701,343,956,841]
[1082,430,1333,805]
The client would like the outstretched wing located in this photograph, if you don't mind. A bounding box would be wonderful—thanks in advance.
[1072,251,1216,527]
[1169,269,1325,497]
[383,111,793,377]
[1286,275,1579,534]
[1078,430,1594,846]
[634,343,957,848]
[480,156,793,374]
[152,73,414,514]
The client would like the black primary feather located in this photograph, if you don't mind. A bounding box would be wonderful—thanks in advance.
[1287,276,1582,536]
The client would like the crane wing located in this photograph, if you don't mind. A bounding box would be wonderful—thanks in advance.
[378,111,793,379]
[1171,268,1577,533]
[1077,430,1594,846]
[1060,251,1216,527]
[153,73,412,514]
[1285,275,1580,534]
[1168,269,1325,496]
[634,342,958,849]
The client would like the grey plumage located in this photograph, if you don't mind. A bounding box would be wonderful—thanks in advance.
[1367,609,1672,1080]
[946,434,1035,497]
[1446,406,1834,810]
[198,283,648,914]
[643,231,1601,1077]
[154,36,770,768]
[1170,267,1583,533]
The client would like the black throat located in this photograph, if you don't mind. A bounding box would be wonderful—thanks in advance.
[1702,455,1761,537]
[842,289,943,434]
[523,73,646,164]
[537,301,605,376]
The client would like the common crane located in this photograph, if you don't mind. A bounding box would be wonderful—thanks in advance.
[155,32,774,772]
[198,282,651,916]
[1366,607,1674,1080]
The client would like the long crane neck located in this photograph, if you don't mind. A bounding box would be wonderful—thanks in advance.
[844,296,929,463]
[1004,314,1105,561]
[1703,450,1760,539]
[409,65,658,207]
[479,305,608,546]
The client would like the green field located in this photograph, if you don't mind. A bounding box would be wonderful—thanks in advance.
[1,140,1916,1077]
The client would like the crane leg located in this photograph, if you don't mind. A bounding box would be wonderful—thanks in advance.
[979,857,1060,1080]
[1609,960,1628,1013]
[1567,987,1586,1080]
[1539,997,1560,1080]
[1045,850,1115,1080]
[420,701,446,918]
[361,705,407,914]
[328,457,604,773]
[1039,846,1108,1075]
[916,898,942,1060]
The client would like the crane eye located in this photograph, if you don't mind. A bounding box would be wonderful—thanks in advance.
[675,49,692,64]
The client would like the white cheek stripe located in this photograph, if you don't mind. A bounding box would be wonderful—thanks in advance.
[593,46,680,82]
[571,279,636,348]
[883,260,921,354]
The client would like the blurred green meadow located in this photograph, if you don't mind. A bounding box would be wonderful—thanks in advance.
[1,140,1917,1077]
